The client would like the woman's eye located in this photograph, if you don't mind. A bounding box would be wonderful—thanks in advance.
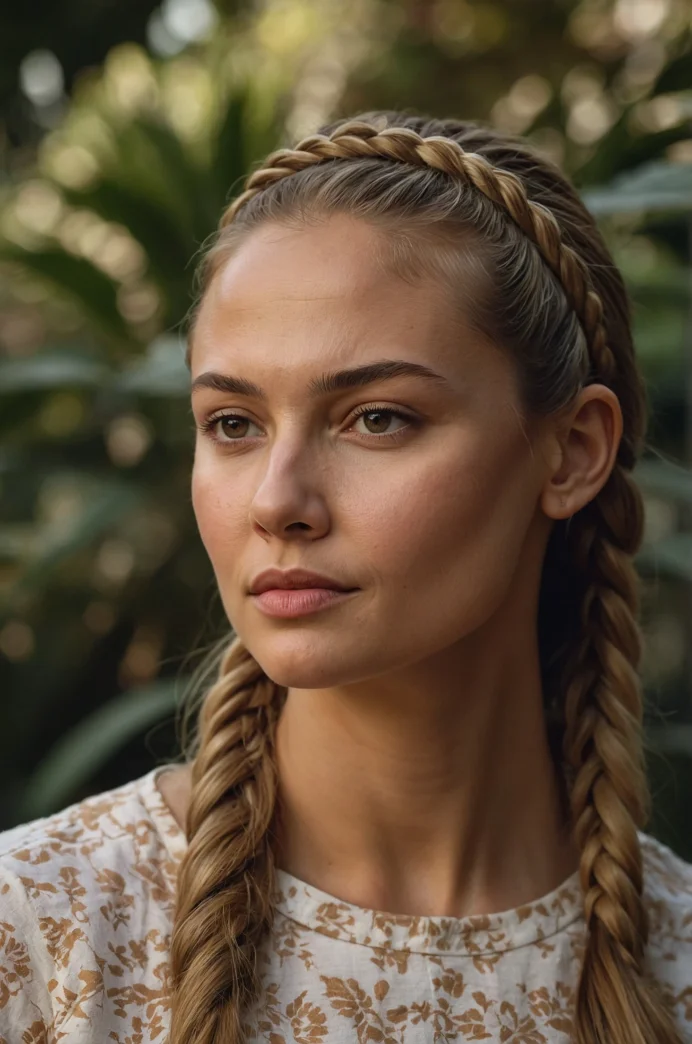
[199,413,261,442]
[348,407,412,438]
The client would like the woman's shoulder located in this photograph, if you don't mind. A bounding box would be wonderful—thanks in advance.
[640,831,692,1016]
[0,764,184,904]
[0,765,185,1042]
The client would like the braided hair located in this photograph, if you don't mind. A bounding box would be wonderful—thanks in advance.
[171,111,679,1044]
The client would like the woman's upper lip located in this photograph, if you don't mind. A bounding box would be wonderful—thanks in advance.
[249,568,357,595]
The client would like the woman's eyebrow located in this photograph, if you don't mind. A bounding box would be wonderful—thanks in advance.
[190,359,451,400]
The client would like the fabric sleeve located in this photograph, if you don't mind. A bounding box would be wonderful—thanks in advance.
[0,861,53,1044]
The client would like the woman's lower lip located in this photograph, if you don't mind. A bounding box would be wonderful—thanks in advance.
[251,587,358,618]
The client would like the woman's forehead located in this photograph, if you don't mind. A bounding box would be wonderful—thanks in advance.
[192,217,491,376]
[210,216,419,310]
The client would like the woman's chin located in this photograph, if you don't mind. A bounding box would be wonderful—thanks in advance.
[243,641,370,691]
[253,660,351,690]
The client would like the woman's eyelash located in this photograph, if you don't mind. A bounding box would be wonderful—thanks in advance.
[197,405,417,445]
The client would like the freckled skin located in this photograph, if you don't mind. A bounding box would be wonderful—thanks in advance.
[184,212,620,918]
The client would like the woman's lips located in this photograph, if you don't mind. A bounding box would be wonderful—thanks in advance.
[250,587,358,618]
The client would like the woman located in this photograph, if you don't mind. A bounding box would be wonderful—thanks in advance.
[1,110,691,1044]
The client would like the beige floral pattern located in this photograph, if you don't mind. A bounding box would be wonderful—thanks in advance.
[0,766,691,1042]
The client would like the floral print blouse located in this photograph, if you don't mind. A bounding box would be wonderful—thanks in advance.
[1,764,692,1043]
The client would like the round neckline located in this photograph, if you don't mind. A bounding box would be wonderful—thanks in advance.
[271,865,584,956]
[139,764,584,956]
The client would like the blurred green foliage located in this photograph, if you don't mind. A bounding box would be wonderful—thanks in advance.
[1,0,691,855]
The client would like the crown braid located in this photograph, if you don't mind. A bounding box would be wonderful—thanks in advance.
[172,112,679,1043]
[223,119,617,391]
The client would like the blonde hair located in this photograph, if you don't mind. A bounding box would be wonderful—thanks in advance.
[169,111,679,1044]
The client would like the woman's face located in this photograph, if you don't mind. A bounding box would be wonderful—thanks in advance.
[190,213,552,688]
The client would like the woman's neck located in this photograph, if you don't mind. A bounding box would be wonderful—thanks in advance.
[271,641,578,918]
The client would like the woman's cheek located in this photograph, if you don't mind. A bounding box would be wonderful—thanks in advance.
[191,464,244,564]
[391,448,535,612]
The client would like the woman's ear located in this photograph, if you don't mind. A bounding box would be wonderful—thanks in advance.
[541,384,623,521]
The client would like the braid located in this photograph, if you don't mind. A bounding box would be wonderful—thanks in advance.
[174,112,680,1043]
[169,637,286,1044]
[563,468,680,1041]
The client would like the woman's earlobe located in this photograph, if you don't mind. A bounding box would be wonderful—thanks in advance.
[541,483,576,521]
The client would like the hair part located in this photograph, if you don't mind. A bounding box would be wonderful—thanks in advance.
[171,110,678,1044]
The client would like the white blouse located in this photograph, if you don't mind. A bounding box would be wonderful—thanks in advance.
[1,764,692,1042]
